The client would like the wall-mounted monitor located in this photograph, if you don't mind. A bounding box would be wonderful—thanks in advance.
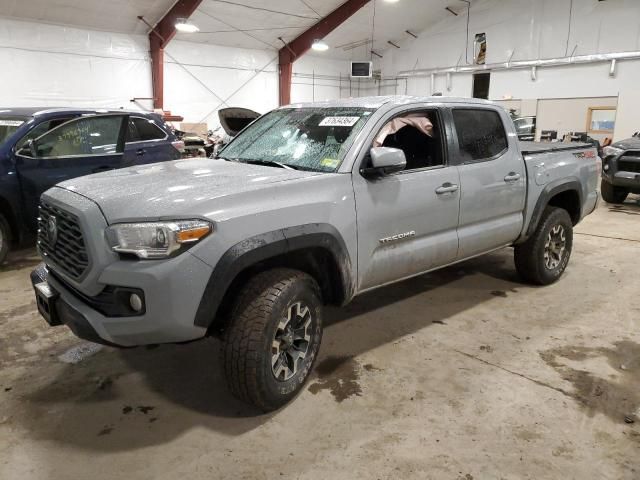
[351,61,373,78]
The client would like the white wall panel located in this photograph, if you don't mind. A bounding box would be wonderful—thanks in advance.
[164,41,351,129]
[0,18,151,109]
[380,0,640,140]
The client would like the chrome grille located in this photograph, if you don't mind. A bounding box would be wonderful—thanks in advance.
[37,201,89,279]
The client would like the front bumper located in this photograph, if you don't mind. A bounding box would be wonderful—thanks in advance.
[603,171,640,190]
[31,253,212,347]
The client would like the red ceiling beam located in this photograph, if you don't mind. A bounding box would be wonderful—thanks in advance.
[278,0,371,106]
[149,0,203,109]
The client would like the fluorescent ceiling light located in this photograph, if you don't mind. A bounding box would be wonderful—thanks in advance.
[175,18,199,33]
[311,39,329,52]
[384,0,400,3]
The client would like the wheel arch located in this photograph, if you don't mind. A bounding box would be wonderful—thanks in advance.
[522,179,583,242]
[193,224,354,334]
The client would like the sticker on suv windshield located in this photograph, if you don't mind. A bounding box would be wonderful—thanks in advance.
[0,120,24,127]
[319,116,360,127]
[321,158,339,168]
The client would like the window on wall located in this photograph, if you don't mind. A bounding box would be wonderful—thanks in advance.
[587,107,616,134]
[474,33,486,65]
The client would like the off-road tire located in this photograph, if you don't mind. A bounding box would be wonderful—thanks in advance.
[514,207,573,285]
[600,179,628,204]
[0,213,11,265]
[222,268,323,412]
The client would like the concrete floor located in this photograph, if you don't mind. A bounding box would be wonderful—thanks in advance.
[1,198,639,480]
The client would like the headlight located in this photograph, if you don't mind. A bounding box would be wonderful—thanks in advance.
[603,146,624,158]
[106,220,212,259]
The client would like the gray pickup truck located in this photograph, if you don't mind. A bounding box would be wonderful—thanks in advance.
[31,96,599,411]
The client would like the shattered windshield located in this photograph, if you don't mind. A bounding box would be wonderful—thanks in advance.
[219,107,374,172]
[0,118,26,145]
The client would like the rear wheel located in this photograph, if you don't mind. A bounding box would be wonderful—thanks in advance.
[514,207,573,285]
[601,179,628,204]
[222,268,323,411]
[0,213,11,265]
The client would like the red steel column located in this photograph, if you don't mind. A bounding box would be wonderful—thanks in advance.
[149,0,204,110]
[150,36,165,110]
[278,0,371,106]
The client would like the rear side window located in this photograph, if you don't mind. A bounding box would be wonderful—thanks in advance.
[453,109,507,161]
[127,117,166,142]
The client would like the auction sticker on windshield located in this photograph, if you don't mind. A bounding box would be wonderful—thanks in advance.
[0,120,24,127]
[319,116,360,127]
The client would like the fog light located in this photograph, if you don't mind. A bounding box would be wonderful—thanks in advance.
[603,164,610,171]
[129,293,143,312]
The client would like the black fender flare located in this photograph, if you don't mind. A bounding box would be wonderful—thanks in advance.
[522,178,583,241]
[193,223,354,329]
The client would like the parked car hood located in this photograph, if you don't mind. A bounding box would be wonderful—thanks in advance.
[57,158,320,222]
[218,107,260,136]
[613,136,640,151]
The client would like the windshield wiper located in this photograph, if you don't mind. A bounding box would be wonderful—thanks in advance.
[235,159,297,170]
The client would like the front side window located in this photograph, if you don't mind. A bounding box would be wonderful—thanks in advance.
[219,107,374,172]
[15,117,75,150]
[370,110,444,171]
[0,118,27,145]
[25,116,124,158]
[453,109,507,162]
[127,117,166,142]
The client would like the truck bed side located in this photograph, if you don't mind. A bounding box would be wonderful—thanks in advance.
[518,141,599,242]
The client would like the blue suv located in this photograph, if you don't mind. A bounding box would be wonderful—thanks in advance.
[0,108,184,263]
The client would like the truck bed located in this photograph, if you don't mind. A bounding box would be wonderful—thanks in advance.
[519,141,592,155]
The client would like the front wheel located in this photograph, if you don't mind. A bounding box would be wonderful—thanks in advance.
[514,207,573,285]
[222,268,323,411]
[600,179,628,204]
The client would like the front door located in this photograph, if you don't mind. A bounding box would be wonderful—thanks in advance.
[14,114,128,231]
[353,108,460,292]
[452,107,526,258]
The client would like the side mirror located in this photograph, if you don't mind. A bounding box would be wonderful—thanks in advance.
[361,147,406,178]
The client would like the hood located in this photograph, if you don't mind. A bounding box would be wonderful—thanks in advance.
[613,135,640,151]
[218,108,260,136]
[57,158,319,222]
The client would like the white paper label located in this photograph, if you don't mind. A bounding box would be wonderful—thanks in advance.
[0,120,24,127]
[319,116,360,127]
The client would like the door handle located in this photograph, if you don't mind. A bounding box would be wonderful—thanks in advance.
[136,149,146,156]
[504,172,521,182]
[435,183,459,195]
[92,166,114,173]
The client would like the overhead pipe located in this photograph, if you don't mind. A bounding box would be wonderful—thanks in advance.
[397,50,640,78]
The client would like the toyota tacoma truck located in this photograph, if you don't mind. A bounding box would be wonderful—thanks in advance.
[30,96,599,411]
[600,133,640,203]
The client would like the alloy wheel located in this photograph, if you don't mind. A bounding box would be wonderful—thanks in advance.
[271,302,312,381]
[544,224,566,270]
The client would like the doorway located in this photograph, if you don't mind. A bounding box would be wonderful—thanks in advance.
[472,73,490,99]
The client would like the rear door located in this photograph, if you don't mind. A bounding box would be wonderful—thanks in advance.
[123,116,178,166]
[452,107,526,258]
[14,114,127,231]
